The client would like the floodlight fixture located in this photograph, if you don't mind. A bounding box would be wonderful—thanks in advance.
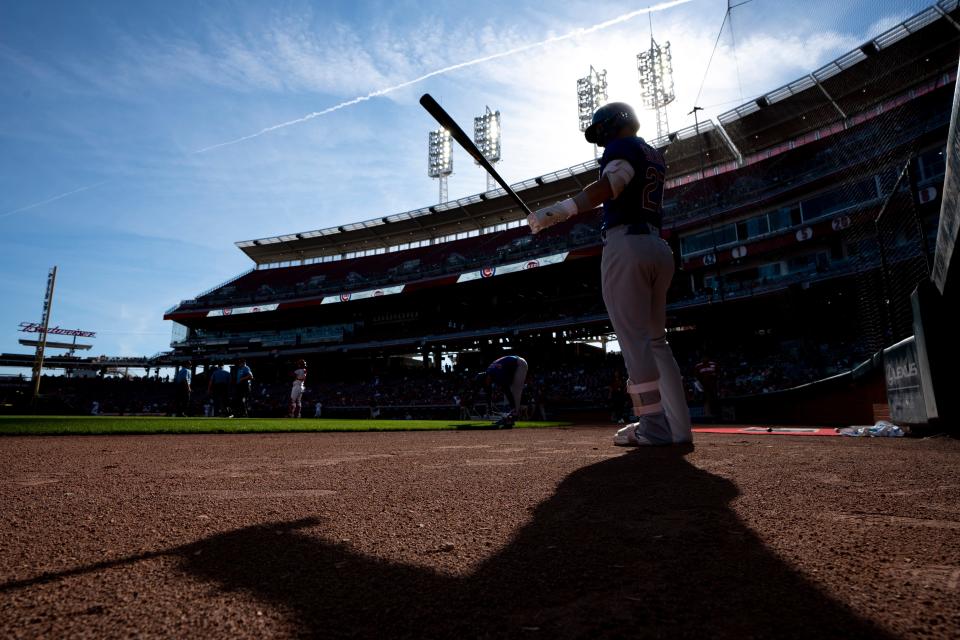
[473,106,502,191]
[576,65,608,133]
[428,128,453,203]
[473,106,501,163]
[637,27,676,140]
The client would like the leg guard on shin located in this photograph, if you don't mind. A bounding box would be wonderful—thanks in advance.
[626,379,663,416]
[626,379,672,445]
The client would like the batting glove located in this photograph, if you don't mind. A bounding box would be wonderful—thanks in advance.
[526,198,578,235]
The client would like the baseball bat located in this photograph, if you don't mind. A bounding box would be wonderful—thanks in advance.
[419,93,533,217]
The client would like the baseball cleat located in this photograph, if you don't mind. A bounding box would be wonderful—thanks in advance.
[493,416,515,429]
[613,424,667,446]
[613,413,674,446]
[613,423,640,446]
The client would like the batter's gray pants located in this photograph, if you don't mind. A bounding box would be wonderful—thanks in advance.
[600,227,692,442]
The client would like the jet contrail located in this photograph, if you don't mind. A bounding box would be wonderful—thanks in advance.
[0,181,110,220]
[2,1,692,220]
[195,0,693,154]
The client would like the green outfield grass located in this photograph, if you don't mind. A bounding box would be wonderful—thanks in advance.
[0,415,570,436]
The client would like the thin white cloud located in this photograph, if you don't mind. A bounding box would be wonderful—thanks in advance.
[866,11,913,38]
[0,181,109,220]
[193,0,695,154]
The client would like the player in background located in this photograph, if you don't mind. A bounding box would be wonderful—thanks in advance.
[693,354,720,418]
[233,359,254,418]
[476,354,528,428]
[173,361,192,417]
[207,364,231,417]
[289,359,308,418]
[527,102,692,446]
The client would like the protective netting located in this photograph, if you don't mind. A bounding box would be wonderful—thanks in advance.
[853,158,938,353]
[836,107,945,356]
[671,0,957,377]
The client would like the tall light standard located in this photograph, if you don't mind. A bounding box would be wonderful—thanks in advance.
[473,106,501,192]
[31,266,57,405]
[637,16,676,141]
[428,128,453,203]
[577,65,608,157]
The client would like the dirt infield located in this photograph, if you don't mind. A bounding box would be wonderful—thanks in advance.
[1,427,958,639]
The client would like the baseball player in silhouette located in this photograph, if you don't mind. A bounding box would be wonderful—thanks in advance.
[476,355,528,428]
[289,360,308,418]
[528,102,691,446]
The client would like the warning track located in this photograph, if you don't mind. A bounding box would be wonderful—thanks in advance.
[1,428,958,638]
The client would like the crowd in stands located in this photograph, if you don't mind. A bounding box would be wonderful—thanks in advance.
[678,337,863,399]
[0,373,172,416]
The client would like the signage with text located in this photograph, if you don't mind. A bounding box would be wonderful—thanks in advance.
[19,322,96,338]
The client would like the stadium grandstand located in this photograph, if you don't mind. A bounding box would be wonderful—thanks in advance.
[156,2,958,421]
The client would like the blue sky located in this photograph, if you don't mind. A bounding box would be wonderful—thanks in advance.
[0,0,933,365]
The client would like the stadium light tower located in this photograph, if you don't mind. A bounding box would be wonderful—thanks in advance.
[473,106,502,192]
[637,16,676,141]
[428,127,453,203]
[577,65,608,156]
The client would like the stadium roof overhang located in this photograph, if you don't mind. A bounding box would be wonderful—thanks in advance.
[235,161,600,265]
[718,0,960,156]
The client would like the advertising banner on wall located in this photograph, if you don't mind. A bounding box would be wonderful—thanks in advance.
[457,252,569,283]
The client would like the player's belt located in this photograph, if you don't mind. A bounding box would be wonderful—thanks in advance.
[601,222,660,242]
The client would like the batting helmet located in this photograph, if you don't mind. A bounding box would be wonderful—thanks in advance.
[584,102,640,147]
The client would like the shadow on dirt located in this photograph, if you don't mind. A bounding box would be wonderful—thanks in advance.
[2,447,891,638]
[453,423,503,430]
[178,446,889,638]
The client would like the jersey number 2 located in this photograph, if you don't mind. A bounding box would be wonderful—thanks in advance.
[642,167,665,212]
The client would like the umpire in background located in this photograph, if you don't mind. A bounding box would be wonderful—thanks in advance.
[173,361,192,417]
[232,359,254,418]
[528,102,692,446]
[207,364,231,417]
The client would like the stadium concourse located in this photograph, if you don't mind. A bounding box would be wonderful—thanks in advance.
[157,4,958,429]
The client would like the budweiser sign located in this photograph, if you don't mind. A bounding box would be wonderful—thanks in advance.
[19,322,96,338]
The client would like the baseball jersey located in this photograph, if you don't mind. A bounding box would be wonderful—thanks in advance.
[598,136,666,232]
[211,369,230,385]
[235,365,253,387]
[486,355,520,387]
[174,368,191,384]
[292,368,307,388]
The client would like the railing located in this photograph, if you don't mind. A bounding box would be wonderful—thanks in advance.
[194,268,255,299]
